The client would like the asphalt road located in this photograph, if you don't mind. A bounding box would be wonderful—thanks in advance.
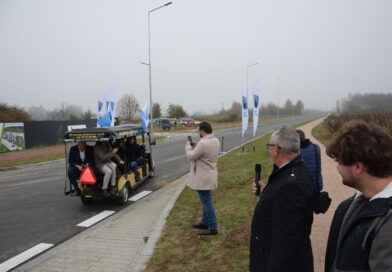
[0,115,322,264]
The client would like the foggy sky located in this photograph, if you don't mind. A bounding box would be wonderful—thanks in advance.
[1,0,392,115]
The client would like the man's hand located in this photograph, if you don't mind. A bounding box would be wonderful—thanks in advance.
[252,177,265,196]
[76,165,83,171]
[186,141,196,147]
[119,160,125,165]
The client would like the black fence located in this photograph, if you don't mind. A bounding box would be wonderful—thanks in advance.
[24,119,97,149]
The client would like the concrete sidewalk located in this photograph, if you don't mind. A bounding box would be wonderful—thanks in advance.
[300,118,355,272]
[15,176,186,272]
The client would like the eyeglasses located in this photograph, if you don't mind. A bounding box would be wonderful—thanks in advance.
[266,143,281,149]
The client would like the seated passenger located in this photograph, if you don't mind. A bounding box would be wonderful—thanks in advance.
[114,139,126,161]
[126,136,145,181]
[94,140,125,196]
[68,141,96,196]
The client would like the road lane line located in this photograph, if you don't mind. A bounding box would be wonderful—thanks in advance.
[158,154,186,163]
[0,243,53,272]
[77,210,115,228]
[129,190,152,202]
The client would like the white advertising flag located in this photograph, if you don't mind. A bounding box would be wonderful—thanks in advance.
[141,103,149,132]
[242,82,249,138]
[97,88,116,127]
[252,79,261,137]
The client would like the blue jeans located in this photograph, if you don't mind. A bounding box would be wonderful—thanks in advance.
[197,190,218,230]
[68,165,81,191]
[129,161,138,174]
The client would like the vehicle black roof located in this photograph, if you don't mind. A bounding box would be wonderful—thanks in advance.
[64,125,146,142]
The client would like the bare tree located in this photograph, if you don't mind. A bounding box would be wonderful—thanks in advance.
[28,105,48,121]
[116,94,140,121]
[47,102,83,120]
[81,108,95,120]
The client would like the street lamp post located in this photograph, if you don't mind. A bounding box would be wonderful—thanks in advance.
[246,62,258,95]
[146,2,172,136]
[276,77,285,120]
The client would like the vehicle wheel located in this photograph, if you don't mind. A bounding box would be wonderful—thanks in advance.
[81,196,93,205]
[164,126,170,131]
[117,184,129,205]
[149,166,155,178]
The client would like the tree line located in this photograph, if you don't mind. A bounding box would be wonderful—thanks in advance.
[193,99,305,122]
[0,95,305,123]
[0,101,94,122]
[336,93,392,114]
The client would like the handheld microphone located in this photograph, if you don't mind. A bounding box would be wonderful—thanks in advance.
[255,164,262,196]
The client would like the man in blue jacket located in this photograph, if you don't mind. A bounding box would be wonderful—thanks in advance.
[297,129,323,191]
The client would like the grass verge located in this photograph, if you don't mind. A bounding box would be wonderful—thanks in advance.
[311,121,331,146]
[154,136,168,141]
[0,153,65,168]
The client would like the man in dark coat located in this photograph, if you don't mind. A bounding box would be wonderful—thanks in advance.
[297,129,323,191]
[250,126,317,272]
[68,141,95,196]
[126,136,146,181]
[325,120,392,272]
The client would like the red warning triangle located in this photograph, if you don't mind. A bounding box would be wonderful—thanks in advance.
[79,166,97,184]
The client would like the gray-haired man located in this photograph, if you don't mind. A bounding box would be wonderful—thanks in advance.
[250,126,317,272]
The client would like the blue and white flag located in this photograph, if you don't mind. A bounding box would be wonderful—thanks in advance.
[241,82,249,138]
[141,103,149,132]
[253,79,261,137]
[97,88,116,127]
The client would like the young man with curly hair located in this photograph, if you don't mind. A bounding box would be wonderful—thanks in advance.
[325,120,392,272]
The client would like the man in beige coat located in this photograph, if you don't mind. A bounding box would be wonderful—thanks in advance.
[185,122,220,235]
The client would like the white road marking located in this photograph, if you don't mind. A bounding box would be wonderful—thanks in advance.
[77,210,115,228]
[0,243,53,272]
[159,154,186,163]
[128,190,152,202]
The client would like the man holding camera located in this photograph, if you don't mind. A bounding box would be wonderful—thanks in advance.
[185,122,220,235]
[250,126,316,272]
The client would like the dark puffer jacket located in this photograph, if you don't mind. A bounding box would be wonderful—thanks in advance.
[250,156,317,272]
[325,191,392,272]
[300,139,323,191]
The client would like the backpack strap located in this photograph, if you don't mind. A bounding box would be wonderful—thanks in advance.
[312,143,321,191]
